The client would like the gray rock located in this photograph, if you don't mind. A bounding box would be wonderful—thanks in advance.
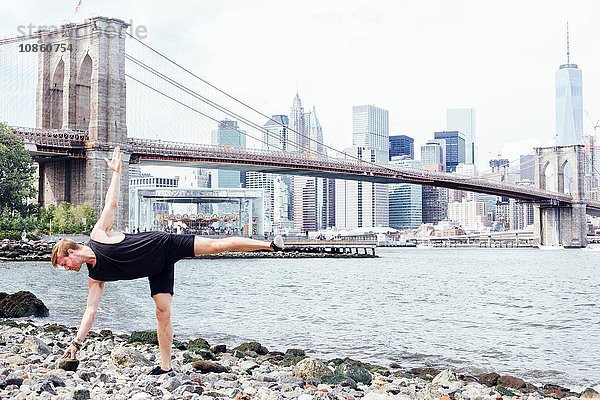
[77,370,96,382]
[239,360,259,373]
[174,384,204,396]
[581,388,600,399]
[22,336,51,356]
[334,362,372,385]
[432,369,458,388]
[3,372,24,388]
[292,358,333,381]
[233,350,245,358]
[210,344,227,354]
[4,354,26,365]
[109,347,152,368]
[97,372,114,384]
[36,381,56,395]
[144,382,163,397]
[72,388,91,400]
[56,358,79,371]
[45,374,66,387]
[162,377,181,392]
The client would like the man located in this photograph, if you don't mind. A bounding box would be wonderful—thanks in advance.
[52,147,284,375]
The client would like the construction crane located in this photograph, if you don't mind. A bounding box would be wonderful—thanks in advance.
[585,110,600,136]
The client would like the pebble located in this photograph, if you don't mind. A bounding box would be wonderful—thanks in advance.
[0,321,592,400]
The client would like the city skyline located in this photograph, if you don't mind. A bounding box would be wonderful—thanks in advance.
[1,1,600,174]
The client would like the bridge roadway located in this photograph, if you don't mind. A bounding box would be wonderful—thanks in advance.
[12,127,600,212]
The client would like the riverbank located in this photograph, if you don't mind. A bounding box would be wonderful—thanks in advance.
[1,320,598,399]
[0,239,53,262]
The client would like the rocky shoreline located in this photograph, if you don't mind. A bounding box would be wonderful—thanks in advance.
[1,320,599,400]
[0,239,53,262]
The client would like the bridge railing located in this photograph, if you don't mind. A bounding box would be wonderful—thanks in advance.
[12,126,88,148]
[128,138,574,203]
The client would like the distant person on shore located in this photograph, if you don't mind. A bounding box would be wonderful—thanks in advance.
[51,147,285,375]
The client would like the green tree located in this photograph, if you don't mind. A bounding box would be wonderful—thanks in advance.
[0,123,37,215]
[51,202,97,234]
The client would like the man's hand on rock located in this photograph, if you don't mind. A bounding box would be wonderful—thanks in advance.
[62,344,78,360]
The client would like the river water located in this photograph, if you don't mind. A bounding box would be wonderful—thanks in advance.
[1,247,599,390]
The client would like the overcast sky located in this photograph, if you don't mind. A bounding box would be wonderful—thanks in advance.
[1,0,599,173]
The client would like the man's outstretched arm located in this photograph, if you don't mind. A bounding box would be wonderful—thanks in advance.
[93,147,122,233]
[62,279,105,359]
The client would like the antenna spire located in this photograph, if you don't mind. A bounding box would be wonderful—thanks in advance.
[566,21,570,64]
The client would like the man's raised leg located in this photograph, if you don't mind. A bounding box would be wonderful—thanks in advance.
[152,293,173,372]
[193,235,284,255]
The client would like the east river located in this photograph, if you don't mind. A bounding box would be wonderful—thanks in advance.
[1,247,598,390]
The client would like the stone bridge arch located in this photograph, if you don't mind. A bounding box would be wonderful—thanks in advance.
[534,144,587,247]
[34,17,130,230]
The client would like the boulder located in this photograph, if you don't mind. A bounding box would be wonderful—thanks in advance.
[478,372,500,386]
[581,388,600,399]
[334,362,372,385]
[109,347,152,368]
[0,291,49,318]
[498,375,526,389]
[292,357,333,381]
[408,367,441,380]
[432,369,458,388]
[285,349,306,357]
[234,341,269,355]
[187,337,210,351]
[542,383,576,398]
[191,360,229,374]
[128,330,158,345]
[210,344,227,353]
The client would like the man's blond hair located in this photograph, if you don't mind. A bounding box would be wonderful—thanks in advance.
[51,239,81,268]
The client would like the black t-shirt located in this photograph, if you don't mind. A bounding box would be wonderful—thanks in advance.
[86,231,175,282]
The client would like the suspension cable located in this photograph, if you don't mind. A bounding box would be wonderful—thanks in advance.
[124,34,401,172]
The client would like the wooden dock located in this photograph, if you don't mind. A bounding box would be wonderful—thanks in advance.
[282,240,378,256]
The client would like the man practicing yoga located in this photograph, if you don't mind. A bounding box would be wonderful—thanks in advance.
[51,147,284,375]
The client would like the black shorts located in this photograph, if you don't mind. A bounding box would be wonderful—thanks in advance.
[148,234,195,297]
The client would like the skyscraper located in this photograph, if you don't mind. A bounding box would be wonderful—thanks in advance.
[289,94,333,232]
[308,105,325,154]
[434,131,466,172]
[352,105,389,152]
[389,135,414,160]
[211,119,246,188]
[421,140,446,170]
[419,144,448,224]
[336,146,389,229]
[247,115,293,232]
[447,108,476,164]
[389,158,422,230]
[263,115,290,150]
[520,155,535,182]
[290,93,307,152]
[556,24,583,146]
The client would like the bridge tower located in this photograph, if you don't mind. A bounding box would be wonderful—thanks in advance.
[533,144,587,247]
[35,17,130,229]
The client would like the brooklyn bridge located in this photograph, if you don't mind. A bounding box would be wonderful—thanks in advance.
[1,17,598,247]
